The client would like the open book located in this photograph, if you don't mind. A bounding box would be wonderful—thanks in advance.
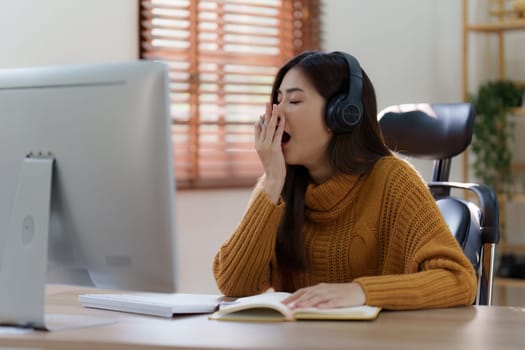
[209,292,381,322]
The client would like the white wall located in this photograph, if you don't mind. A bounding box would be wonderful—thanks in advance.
[2,1,524,298]
[324,0,463,109]
[0,0,138,68]
[324,0,466,180]
[175,189,249,293]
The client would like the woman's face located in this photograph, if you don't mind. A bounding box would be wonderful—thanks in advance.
[277,67,333,176]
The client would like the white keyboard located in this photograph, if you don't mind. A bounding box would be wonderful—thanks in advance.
[79,292,222,318]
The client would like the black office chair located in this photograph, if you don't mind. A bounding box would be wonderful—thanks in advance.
[378,102,499,305]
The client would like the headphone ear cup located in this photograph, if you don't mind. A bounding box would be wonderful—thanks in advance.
[325,52,364,133]
[341,103,362,129]
[326,94,361,132]
[325,93,346,131]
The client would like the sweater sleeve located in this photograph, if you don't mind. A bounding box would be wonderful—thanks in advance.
[354,162,477,309]
[213,181,285,297]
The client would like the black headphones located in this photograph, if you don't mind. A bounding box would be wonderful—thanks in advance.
[325,52,363,133]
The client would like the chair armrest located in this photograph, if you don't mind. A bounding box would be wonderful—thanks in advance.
[428,181,499,244]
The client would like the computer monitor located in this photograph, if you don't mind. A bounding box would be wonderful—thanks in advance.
[0,61,178,294]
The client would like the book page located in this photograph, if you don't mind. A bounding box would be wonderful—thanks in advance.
[210,292,293,321]
[209,307,288,322]
[292,305,381,320]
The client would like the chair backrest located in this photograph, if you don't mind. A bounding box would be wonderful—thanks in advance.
[378,102,475,184]
[378,102,499,305]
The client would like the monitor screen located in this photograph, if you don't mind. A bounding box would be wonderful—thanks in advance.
[0,61,177,292]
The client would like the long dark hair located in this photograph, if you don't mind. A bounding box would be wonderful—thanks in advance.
[272,51,392,275]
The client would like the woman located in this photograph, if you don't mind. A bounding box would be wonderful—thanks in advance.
[213,51,476,310]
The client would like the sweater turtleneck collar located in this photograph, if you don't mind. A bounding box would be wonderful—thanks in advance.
[305,172,362,213]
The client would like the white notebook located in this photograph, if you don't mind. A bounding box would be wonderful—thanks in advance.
[78,292,222,318]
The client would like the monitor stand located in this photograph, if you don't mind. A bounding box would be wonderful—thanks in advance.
[0,155,115,331]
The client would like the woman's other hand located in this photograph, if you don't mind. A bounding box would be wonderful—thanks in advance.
[255,102,286,204]
[282,282,366,309]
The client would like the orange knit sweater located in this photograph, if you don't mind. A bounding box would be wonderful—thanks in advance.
[213,156,477,310]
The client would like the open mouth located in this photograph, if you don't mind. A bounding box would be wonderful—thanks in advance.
[281,131,291,144]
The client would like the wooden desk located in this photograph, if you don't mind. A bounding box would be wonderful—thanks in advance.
[0,285,524,350]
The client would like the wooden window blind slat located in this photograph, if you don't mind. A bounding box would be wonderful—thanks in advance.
[140,0,322,189]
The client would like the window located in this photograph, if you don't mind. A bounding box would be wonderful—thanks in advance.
[139,0,322,188]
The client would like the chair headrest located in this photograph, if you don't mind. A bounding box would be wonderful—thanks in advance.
[377,103,475,160]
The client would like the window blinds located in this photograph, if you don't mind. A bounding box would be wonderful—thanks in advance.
[140,0,321,188]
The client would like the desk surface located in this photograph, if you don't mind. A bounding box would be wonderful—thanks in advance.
[0,285,524,350]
